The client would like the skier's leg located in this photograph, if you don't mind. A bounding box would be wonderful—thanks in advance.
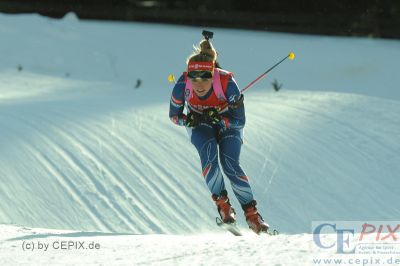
[190,124,225,196]
[191,124,236,223]
[218,129,254,205]
[219,129,269,233]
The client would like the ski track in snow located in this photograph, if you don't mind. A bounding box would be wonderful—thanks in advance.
[6,113,120,231]
[1,103,215,234]
[9,110,196,234]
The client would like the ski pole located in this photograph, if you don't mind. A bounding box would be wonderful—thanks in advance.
[241,52,295,93]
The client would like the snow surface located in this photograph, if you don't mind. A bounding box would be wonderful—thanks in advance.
[0,12,399,265]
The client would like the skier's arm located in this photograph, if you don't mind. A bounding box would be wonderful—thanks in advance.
[169,75,187,126]
[220,76,246,130]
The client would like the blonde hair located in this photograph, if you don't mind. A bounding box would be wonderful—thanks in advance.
[187,39,217,64]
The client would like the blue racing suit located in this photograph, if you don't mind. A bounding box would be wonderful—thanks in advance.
[169,74,255,205]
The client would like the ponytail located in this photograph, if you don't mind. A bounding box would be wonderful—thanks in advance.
[187,39,218,65]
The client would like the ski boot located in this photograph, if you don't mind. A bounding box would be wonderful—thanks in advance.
[212,190,236,224]
[242,200,269,234]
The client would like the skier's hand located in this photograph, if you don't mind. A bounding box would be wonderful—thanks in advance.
[185,112,202,128]
[228,94,244,109]
[202,107,221,125]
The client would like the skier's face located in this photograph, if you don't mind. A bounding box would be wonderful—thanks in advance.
[191,79,213,97]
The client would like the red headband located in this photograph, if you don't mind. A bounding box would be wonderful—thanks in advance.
[187,61,214,72]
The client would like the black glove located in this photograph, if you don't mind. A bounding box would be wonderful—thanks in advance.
[185,112,202,128]
[229,94,244,109]
[202,107,221,125]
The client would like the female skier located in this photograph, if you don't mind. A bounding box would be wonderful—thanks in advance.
[169,35,269,234]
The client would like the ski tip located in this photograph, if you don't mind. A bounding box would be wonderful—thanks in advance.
[265,228,279,236]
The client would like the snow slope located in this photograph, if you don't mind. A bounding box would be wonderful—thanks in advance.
[1,86,399,234]
[0,12,399,265]
[0,224,315,265]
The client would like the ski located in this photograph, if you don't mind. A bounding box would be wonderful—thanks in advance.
[216,217,279,236]
[216,217,242,236]
[262,228,279,236]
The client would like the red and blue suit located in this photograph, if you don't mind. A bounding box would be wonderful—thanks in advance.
[169,69,255,205]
